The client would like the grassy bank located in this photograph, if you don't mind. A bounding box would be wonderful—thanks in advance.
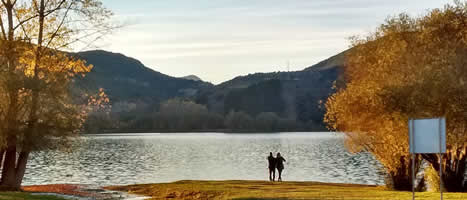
[0,192,67,200]
[107,180,467,200]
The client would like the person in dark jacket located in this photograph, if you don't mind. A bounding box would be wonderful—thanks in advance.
[276,152,286,181]
[267,152,276,181]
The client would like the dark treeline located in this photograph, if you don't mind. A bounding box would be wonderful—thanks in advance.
[84,98,324,133]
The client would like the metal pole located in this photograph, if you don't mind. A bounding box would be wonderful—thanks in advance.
[410,119,415,200]
[439,118,443,200]
[412,153,415,200]
[439,153,443,200]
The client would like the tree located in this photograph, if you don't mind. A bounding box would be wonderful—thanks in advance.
[224,110,254,131]
[0,0,112,190]
[155,99,211,130]
[325,2,467,191]
[224,79,285,116]
[255,112,280,131]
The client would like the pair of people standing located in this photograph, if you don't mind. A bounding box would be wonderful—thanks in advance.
[267,152,286,181]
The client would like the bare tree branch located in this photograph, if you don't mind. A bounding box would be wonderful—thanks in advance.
[0,15,7,39]
[13,9,31,42]
[12,0,66,31]
[45,0,73,49]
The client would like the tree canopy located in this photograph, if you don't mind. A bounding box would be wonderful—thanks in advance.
[0,0,112,189]
[325,1,467,191]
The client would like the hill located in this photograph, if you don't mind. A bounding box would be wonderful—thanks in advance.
[180,75,203,82]
[303,49,347,71]
[72,50,213,132]
[195,51,346,129]
[74,50,346,133]
[74,50,212,102]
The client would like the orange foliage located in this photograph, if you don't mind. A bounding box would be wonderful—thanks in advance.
[325,2,467,191]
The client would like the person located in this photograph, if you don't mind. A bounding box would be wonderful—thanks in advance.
[267,152,276,181]
[276,152,286,181]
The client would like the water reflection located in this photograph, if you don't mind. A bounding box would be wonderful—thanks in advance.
[23,132,385,186]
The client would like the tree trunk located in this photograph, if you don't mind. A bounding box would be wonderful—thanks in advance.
[387,172,413,191]
[0,142,17,190]
[4,0,46,191]
[0,0,20,191]
[14,152,29,188]
[0,150,5,168]
[442,154,466,192]
[386,155,419,191]
[0,150,31,191]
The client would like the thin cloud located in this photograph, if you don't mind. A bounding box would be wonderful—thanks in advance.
[97,0,448,84]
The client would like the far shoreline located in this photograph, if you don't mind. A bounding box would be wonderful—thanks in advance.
[84,131,338,136]
[84,129,330,134]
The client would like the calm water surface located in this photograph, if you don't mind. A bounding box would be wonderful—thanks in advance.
[23,132,385,186]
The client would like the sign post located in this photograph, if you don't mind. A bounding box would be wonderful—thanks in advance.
[409,117,446,200]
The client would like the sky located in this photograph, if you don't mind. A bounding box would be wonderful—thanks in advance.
[96,0,449,84]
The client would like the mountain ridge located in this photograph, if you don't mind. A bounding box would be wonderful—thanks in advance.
[75,49,346,132]
[195,51,345,123]
[74,50,213,102]
[181,75,203,82]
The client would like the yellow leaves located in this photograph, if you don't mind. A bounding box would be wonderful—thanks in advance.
[13,45,93,83]
[325,2,467,177]
[86,88,111,114]
[0,0,114,154]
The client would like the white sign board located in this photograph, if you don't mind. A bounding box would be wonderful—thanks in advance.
[409,118,446,153]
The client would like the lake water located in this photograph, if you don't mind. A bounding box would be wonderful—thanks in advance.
[23,132,385,186]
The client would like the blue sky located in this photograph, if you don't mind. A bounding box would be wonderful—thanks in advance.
[97,0,449,84]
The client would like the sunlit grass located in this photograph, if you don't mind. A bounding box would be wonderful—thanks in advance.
[0,192,67,200]
[108,180,467,200]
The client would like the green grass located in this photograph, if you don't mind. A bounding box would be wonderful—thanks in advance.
[107,180,467,200]
[0,192,68,200]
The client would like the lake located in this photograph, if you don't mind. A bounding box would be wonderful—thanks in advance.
[23,132,385,186]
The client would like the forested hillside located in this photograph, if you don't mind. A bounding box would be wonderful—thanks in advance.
[74,50,213,101]
[73,50,213,132]
[196,51,345,130]
[74,50,346,133]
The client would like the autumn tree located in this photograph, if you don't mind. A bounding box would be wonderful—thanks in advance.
[325,1,467,191]
[0,0,112,190]
[148,99,223,131]
[155,99,210,130]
